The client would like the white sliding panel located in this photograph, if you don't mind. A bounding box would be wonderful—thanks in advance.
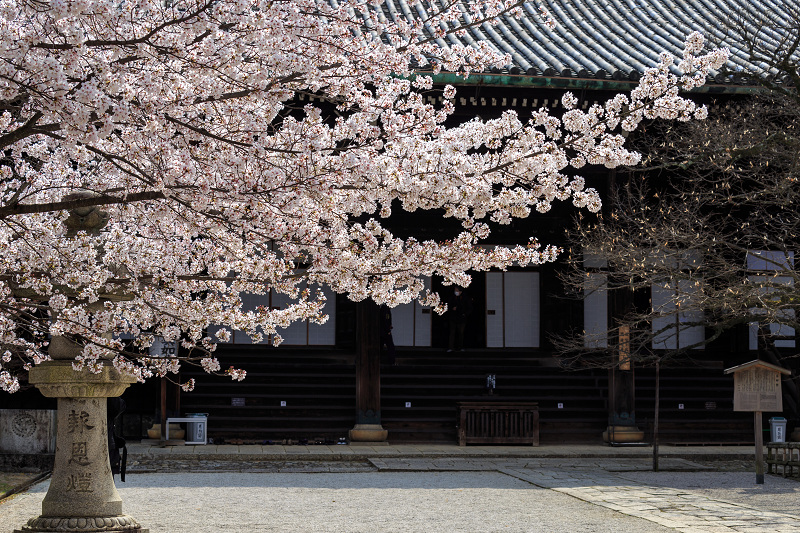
[391,301,414,346]
[233,292,271,344]
[307,284,336,345]
[584,272,608,348]
[271,289,308,345]
[414,277,432,346]
[503,272,539,347]
[486,272,539,348]
[391,278,432,347]
[651,280,705,350]
[486,272,505,348]
[747,251,796,349]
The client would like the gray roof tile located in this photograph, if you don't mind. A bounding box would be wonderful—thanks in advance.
[382,0,800,79]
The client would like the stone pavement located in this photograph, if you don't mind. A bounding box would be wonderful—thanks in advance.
[355,455,800,532]
[4,443,800,532]
[499,463,800,533]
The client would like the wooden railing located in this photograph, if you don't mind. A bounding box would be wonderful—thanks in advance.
[457,402,539,446]
[766,442,800,477]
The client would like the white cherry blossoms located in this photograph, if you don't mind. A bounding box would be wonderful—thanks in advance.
[0,0,728,392]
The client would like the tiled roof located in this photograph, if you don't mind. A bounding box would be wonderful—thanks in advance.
[380,0,800,82]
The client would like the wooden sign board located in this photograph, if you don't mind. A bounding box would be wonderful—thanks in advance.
[725,360,791,412]
[149,336,178,358]
[618,325,631,371]
[733,367,782,411]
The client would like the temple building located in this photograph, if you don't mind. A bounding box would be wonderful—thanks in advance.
[5,0,799,446]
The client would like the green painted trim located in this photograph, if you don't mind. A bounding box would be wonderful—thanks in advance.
[428,72,762,95]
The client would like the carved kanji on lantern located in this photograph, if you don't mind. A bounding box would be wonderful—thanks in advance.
[67,410,95,434]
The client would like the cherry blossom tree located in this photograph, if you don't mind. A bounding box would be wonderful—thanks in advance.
[0,0,728,393]
[553,10,799,468]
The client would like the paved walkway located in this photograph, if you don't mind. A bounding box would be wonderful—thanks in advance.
[354,454,800,532]
[3,444,800,532]
[499,463,800,532]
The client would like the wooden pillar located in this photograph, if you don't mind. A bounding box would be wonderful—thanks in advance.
[349,300,388,442]
[605,324,643,444]
[160,377,167,440]
[755,410,764,484]
[610,291,635,429]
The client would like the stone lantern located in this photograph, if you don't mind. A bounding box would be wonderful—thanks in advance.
[14,193,148,533]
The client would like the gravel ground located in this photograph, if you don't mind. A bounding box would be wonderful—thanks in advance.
[4,459,799,533]
[1,471,676,533]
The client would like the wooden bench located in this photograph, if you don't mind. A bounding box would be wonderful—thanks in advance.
[457,402,539,446]
[766,442,800,478]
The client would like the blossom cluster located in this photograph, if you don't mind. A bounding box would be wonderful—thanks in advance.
[0,1,727,391]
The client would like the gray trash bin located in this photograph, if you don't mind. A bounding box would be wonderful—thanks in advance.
[769,417,787,443]
[185,413,208,445]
